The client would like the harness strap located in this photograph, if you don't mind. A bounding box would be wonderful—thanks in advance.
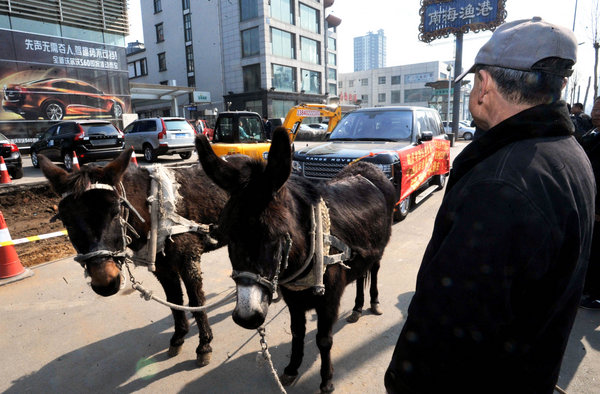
[232,270,276,294]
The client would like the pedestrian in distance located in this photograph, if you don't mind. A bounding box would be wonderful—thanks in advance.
[262,116,272,140]
[579,96,600,310]
[571,102,593,140]
[385,17,596,394]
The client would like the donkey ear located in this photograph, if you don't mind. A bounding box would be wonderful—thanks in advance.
[39,154,70,195]
[101,147,133,185]
[265,127,291,192]
[195,133,245,192]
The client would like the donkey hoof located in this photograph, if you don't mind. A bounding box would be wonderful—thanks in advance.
[320,382,335,393]
[279,373,298,386]
[168,345,182,357]
[196,352,211,367]
[346,310,361,323]
[370,303,383,315]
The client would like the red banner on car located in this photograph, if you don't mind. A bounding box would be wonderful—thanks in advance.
[397,139,450,202]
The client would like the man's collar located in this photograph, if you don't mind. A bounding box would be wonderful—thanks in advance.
[446,101,573,194]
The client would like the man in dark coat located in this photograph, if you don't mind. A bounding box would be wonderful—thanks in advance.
[571,102,593,140]
[385,17,596,393]
[579,96,600,309]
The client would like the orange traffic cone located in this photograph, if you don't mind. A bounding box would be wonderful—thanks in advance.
[0,157,12,184]
[0,210,33,284]
[130,147,139,166]
[72,151,80,171]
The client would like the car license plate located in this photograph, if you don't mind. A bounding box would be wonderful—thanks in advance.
[91,138,116,146]
[175,133,187,138]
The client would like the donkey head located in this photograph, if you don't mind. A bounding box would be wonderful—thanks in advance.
[40,148,137,297]
[196,127,293,329]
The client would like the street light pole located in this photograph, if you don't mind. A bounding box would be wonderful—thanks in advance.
[446,64,452,122]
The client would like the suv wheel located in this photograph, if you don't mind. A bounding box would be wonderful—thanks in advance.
[394,195,413,222]
[179,151,192,160]
[433,173,447,190]
[10,167,23,179]
[31,151,40,168]
[463,132,473,140]
[144,145,157,162]
[112,103,123,118]
[63,152,73,171]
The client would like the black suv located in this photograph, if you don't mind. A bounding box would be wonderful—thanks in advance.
[0,132,23,179]
[292,106,451,221]
[30,120,124,171]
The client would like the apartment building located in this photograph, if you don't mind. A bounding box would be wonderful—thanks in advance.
[128,0,339,119]
[353,29,386,72]
[338,61,471,120]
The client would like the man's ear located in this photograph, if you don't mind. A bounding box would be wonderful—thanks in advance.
[476,69,493,104]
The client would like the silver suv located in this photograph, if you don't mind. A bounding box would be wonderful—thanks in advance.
[123,117,196,162]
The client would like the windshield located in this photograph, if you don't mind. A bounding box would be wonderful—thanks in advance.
[164,119,194,131]
[330,110,413,141]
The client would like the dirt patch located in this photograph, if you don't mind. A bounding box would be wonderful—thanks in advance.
[0,183,75,267]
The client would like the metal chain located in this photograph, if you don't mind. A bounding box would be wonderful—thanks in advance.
[124,262,236,312]
[257,326,287,394]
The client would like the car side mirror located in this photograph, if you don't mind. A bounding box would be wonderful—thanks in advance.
[418,131,433,143]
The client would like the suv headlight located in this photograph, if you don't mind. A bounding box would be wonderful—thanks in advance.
[375,163,392,177]
[292,160,302,174]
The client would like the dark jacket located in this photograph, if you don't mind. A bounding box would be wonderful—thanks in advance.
[385,101,595,394]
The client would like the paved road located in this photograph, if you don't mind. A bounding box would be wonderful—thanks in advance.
[1,141,599,393]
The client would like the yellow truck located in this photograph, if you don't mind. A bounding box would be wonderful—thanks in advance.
[210,104,343,160]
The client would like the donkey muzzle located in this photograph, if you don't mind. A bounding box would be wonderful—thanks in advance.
[232,283,270,329]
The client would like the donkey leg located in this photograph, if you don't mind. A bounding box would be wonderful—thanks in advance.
[180,258,213,367]
[369,261,383,315]
[315,302,338,393]
[280,303,306,386]
[346,276,365,323]
[155,267,189,357]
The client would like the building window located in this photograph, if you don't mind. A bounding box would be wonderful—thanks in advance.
[185,45,194,72]
[243,64,261,92]
[391,90,401,104]
[155,23,164,42]
[245,99,262,114]
[348,80,354,87]
[378,76,386,84]
[404,88,433,103]
[182,0,190,10]
[300,36,320,64]
[328,82,337,96]
[301,69,320,94]
[184,14,192,42]
[272,99,296,118]
[327,52,336,66]
[242,27,260,57]
[299,3,319,33]
[188,76,195,103]
[328,36,336,50]
[378,93,386,103]
[272,64,295,92]
[338,81,343,88]
[361,94,368,102]
[327,68,336,80]
[271,0,294,24]
[360,78,368,86]
[391,75,401,85]
[128,58,148,78]
[160,80,169,85]
[158,52,166,71]
[240,0,258,21]
[271,28,295,59]
[154,0,162,13]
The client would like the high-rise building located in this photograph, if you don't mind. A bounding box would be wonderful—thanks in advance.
[127,0,340,120]
[353,29,386,72]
